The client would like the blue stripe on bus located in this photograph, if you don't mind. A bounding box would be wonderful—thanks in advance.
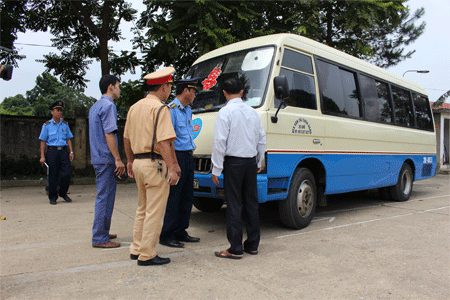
[194,152,436,204]
[267,152,436,195]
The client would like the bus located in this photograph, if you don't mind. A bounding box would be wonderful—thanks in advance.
[185,33,436,229]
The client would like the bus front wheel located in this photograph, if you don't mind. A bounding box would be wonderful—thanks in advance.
[193,197,224,212]
[389,163,413,202]
[279,168,317,229]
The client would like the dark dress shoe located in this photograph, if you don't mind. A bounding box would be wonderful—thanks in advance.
[130,254,139,260]
[62,195,72,202]
[160,239,184,248]
[137,255,170,266]
[50,200,57,205]
[177,235,200,243]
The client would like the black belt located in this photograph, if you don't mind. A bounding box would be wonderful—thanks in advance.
[48,146,67,150]
[134,153,163,160]
[175,150,193,154]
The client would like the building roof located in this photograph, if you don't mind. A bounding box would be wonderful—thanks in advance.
[430,102,450,113]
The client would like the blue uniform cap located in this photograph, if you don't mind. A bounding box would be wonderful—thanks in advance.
[49,101,64,110]
[174,77,201,91]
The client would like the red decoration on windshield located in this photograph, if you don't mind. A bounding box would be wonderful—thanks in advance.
[202,67,222,90]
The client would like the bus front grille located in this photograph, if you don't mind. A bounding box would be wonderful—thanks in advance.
[194,156,212,174]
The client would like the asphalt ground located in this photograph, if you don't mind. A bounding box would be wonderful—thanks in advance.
[0,174,449,300]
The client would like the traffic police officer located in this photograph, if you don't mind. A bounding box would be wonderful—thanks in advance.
[124,67,181,266]
[159,78,201,248]
[39,101,74,205]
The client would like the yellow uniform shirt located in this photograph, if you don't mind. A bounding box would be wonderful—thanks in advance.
[124,94,176,156]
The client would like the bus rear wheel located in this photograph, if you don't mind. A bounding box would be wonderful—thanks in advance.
[279,168,317,229]
[389,163,413,202]
[193,197,224,212]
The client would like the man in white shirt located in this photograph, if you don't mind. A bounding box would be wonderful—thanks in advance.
[211,77,266,259]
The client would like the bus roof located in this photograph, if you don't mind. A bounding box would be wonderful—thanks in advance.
[191,33,427,96]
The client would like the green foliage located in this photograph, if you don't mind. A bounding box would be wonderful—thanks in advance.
[136,0,425,74]
[0,94,33,115]
[289,0,426,68]
[26,0,139,88]
[0,0,28,65]
[1,72,96,117]
[0,153,45,179]
[115,79,147,119]
[135,0,270,76]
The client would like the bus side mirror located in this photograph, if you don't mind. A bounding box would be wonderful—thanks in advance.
[272,75,289,123]
[274,75,289,99]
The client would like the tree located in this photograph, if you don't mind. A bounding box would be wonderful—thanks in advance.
[1,73,96,117]
[135,0,273,76]
[115,79,147,119]
[0,0,28,65]
[0,94,33,115]
[26,0,140,88]
[27,73,96,117]
[288,0,425,68]
[136,0,425,74]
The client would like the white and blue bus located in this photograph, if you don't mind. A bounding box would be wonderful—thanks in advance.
[186,33,436,229]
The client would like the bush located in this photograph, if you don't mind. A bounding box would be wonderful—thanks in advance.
[0,153,46,179]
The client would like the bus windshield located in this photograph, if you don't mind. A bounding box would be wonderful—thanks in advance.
[186,46,275,113]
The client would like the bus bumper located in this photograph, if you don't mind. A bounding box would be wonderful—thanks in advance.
[193,173,269,203]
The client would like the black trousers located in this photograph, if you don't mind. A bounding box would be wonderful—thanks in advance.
[224,156,260,255]
[46,147,71,201]
[160,151,195,241]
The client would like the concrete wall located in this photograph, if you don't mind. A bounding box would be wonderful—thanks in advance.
[1,112,126,170]
[433,111,450,169]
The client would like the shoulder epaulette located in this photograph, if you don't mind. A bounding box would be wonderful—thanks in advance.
[169,103,177,109]
[62,120,68,124]
[44,120,51,125]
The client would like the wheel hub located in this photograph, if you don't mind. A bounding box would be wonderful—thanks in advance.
[401,169,412,194]
[297,180,313,217]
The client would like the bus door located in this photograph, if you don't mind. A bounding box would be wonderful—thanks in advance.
[266,48,324,181]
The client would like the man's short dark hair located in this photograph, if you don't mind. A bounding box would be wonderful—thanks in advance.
[222,77,243,95]
[99,75,120,94]
[147,83,164,92]
[176,84,190,96]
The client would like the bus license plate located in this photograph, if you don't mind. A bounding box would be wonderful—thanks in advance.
[193,179,199,189]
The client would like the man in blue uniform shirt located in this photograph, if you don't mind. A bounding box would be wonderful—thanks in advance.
[39,101,74,205]
[89,74,126,248]
[159,78,201,248]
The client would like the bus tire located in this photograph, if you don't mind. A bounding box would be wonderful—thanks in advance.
[193,197,224,212]
[279,168,317,229]
[389,163,413,202]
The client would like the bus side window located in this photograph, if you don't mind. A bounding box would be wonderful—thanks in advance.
[359,75,393,123]
[412,93,433,130]
[392,86,415,127]
[277,49,316,110]
[316,59,361,118]
[278,68,317,110]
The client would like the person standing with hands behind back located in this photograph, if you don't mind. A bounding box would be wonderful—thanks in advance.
[211,77,266,259]
[89,74,126,249]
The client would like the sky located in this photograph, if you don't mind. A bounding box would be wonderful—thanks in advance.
[1,0,449,103]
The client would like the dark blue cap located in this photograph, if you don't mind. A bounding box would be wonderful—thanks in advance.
[174,77,201,91]
[49,101,64,110]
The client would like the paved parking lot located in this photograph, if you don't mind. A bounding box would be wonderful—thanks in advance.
[1,174,449,299]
